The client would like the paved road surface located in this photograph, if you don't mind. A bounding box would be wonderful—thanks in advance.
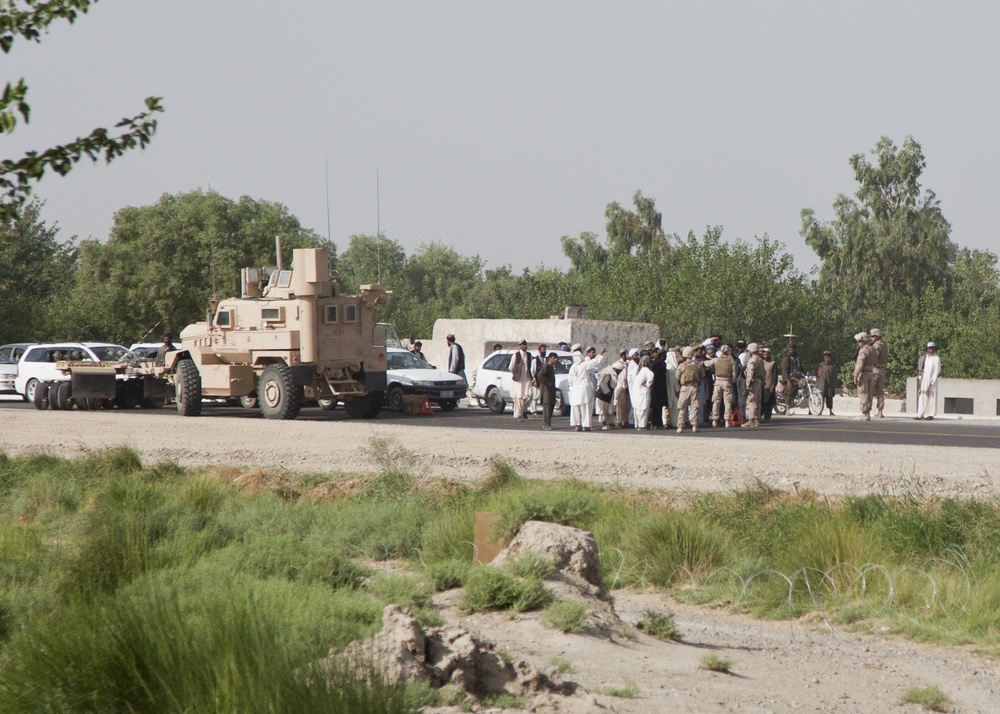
[2,398,997,450]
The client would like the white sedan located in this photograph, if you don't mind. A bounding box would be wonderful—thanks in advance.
[384,348,468,411]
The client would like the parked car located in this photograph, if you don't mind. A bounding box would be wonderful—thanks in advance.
[0,343,33,397]
[127,342,164,360]
[470,349,573,416]
[14,342,130,403]
[384,347,467,411]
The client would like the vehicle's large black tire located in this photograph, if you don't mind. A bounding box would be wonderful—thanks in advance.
[55,381,73,411]
[33,381,50,410]
[76,395,91,410]
[439,399,458,412]
[86,398,106,410]
[175,359,202,416]
[343,392,382,419]
[140,397,167,409]
[258,364,303,420]
[486,387,506,414]
[366,391,383,418]
[387,385,405,412]
[116,382,140,410]
[48,381,63,410]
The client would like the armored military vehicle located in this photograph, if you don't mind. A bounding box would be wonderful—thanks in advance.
[166,246,389,419]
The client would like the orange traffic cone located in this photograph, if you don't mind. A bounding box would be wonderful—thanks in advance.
[419,397,434,415]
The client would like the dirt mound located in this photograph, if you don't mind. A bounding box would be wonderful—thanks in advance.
[320,604,607,713]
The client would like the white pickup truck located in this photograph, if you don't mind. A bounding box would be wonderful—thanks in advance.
[0,343,32,397]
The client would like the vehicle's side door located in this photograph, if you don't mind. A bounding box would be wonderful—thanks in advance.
[479,353,512,399]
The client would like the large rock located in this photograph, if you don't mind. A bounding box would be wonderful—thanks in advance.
[321,605,608,712]
[492,520,605,593]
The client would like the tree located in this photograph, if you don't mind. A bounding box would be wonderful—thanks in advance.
[1,0,162,219]
[0,198,74,342]
[801,136,955,314]
[53,190,324,343]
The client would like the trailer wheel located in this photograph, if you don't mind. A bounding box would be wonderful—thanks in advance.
[258,364,303,420]
[33,381,51,410]
[140,397,167,409]
[48,382,63,410]
[55,381,73,411]
[76,396,91,410]
[87,398,106,410]
[175,359,202,416]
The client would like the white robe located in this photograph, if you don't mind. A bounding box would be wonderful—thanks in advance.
[569,353,604,427]
[510,349,533,418]
[916,353,941,418]
[630,365,655,428]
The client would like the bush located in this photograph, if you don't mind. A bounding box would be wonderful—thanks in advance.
[637,609,682,641]
[542,600,588,633]
[424,559,470,591]
[461,567,552,613]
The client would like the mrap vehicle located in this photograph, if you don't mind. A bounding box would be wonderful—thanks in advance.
[33,246,390,420]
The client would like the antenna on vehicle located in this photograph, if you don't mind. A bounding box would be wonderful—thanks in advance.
[376,169,382,285]
[325,156,332,245]
[211,243,217,299]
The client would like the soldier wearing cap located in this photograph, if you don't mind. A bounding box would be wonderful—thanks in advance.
[709,344,737,427]
[869,328,888,418]
[675,346,704,433]
[742,343,764,428]
[853,332,876,421]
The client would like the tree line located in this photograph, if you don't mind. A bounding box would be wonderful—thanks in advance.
[3,136,998,396]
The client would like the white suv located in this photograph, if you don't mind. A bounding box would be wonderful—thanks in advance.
[470,349,572,416]
[0,343,33,396]
[14,342,129,403]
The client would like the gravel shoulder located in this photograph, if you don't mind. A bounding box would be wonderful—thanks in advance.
[3,407,1000,712]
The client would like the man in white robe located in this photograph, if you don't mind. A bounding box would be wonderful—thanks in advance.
[509,340,533,420]
[630,354,655,429]
[568,344,606,431]
[915,341,942,420]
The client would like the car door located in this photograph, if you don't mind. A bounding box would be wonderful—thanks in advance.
[480,353,512,399]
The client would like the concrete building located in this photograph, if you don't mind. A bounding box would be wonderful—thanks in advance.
[422,315,661,377]
[905,377,1000,417]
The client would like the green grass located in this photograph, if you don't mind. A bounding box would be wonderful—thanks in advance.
[901,684,950,712]
[3,445,1000,710]
[599,681,639,698]
[700,653,734,673]
[637,609,682,641]
[541,599,589,632]
[549,656,575,674]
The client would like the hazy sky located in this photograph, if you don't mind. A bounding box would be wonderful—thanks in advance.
[7,1,1000,275]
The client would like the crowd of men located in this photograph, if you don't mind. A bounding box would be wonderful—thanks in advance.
[439,330,943,431]
[489,336,841,433]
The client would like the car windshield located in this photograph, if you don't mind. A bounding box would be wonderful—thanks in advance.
[553,355,573,374]
[388,351,432,370]
[89,345,129,361]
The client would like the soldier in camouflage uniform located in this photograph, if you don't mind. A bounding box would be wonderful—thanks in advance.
[742,343,764,428]
[853,332,877,421]
[869,328,888,418]
[709,344,738,427]
[676,346,704,433]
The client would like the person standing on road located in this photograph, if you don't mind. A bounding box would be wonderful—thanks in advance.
[761,347,778,422]
[536,351,559,430]
[735,339,749,420]
[676,347,704,433]
[528,344,547,417]
[815,350,837,415]
[915,342,942,420]
[568,344,605,431]
[631,354,655,429]
[869,328,888,418]
[743,343,764,428]
[853,332,876,421]
[595,359,618,429]
[447,335,465,381]
[780,343,801,415]
[614,352,632,428]
[509,340,533,421]
[710,344,737,427]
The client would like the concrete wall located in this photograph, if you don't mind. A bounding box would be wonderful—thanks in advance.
[422,318,661,375]
[905,377,1000,417]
